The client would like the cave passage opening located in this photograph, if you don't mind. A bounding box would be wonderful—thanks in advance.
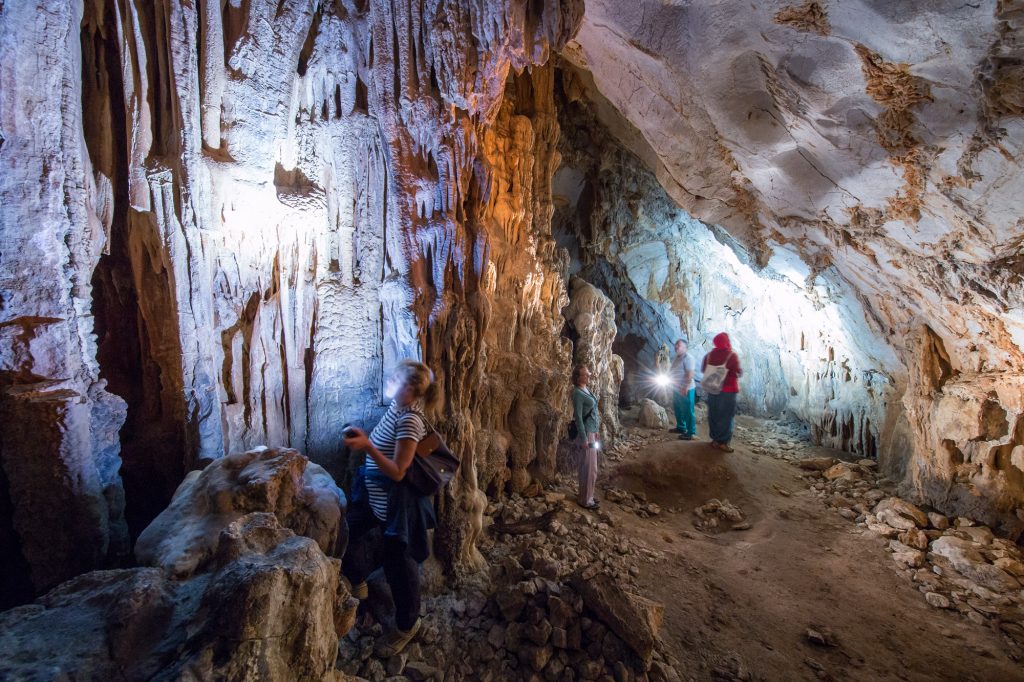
[550,65,894,461]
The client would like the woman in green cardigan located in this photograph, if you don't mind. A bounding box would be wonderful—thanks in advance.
[572,364,600,509]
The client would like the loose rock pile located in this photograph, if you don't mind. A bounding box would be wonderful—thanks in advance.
[692,499,749,533]
[741,419,1024,653]
[338,489,682,681]
[604,487,664,518]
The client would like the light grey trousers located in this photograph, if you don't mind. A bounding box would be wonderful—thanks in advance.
[577,441,598,504]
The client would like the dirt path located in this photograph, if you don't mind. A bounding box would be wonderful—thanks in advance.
[600,416,1023,681]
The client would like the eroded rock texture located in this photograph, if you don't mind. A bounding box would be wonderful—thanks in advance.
[1,0,583,598]
[563,277,624,442]
[0,513,348,681]
[135,447,345,578]
[562,1,1024,524]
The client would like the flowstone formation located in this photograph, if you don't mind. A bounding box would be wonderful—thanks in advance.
[561,0,1024,524]
[0,0,584,600]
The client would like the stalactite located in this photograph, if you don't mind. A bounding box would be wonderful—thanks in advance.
[0,0,583,599]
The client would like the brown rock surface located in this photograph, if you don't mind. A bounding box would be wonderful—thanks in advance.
[135,447,344,577]
[574,571,665,662]
[0,513,347,681]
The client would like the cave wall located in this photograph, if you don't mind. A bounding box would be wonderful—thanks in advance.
[553,79,900,464]
[0,0,583,601]
[560,0,1024,526]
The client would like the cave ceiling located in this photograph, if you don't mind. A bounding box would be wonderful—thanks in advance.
[563,0,1024,376]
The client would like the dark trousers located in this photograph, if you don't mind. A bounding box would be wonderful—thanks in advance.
[707,392,737,444]
[341,498,421,631]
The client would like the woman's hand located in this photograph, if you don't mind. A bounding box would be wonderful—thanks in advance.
[343,427,370,451]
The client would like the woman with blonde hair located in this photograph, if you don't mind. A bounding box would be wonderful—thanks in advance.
[342,359,439,656]
[571,364,601,509]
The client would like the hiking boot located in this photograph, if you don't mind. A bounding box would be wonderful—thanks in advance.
[375,618,421,657]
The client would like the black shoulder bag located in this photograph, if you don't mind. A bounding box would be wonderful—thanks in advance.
[404,412,461,497]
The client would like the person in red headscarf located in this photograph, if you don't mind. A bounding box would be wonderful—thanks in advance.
[701,333,742,452]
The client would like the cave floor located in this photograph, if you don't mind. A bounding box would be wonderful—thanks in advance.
[602,414,1023,681]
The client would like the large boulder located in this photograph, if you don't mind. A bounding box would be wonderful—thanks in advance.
[929,535,1021,593]
[639,398,670,429]
[573,572,664,662]
[0,513,352,681]
[136,447,345,577]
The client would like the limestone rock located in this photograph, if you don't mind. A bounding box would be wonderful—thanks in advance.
[955,526,994,546]
[899,528,930,551]
[564,277,625,442]
[823,463,861,482]
[994,558,1024,578]
[928,512,950,530]
[136,448,344,577]
[930,536,1020,593]
[889,541,925,568]
[0,514,345,681]
[638,399,670,429]
[799,457,838,471]
[874,498,929,529]
[566,0,1024,527]
[573,572,664,662]
[925,592,951,609]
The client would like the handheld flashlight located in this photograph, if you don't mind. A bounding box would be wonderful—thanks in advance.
[654,373,671,387]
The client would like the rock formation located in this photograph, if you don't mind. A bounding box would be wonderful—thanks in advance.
[0,513,349,681]
[559,0,1024,524]
[563,277,624,442]
[1,0,584,600]
[135,447,345,578]
[553,87,896,462]
[0,446,355,680]
[1,0,1022,618]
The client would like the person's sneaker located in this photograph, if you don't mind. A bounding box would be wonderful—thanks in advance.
[677,433,693,441]
[719,443,735,453]
[375,618,421,657]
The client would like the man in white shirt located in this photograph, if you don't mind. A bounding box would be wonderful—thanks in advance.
[670,338,697,440]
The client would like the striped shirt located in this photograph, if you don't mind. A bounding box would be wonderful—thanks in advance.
[365,400,427,521]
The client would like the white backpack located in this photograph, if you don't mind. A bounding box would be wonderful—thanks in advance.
[702,352,733,395]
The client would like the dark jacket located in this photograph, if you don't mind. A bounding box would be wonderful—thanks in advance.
[352,465,436,563]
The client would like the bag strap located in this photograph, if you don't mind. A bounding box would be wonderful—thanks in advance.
[406,408,436,437]
[711,351,734,369]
